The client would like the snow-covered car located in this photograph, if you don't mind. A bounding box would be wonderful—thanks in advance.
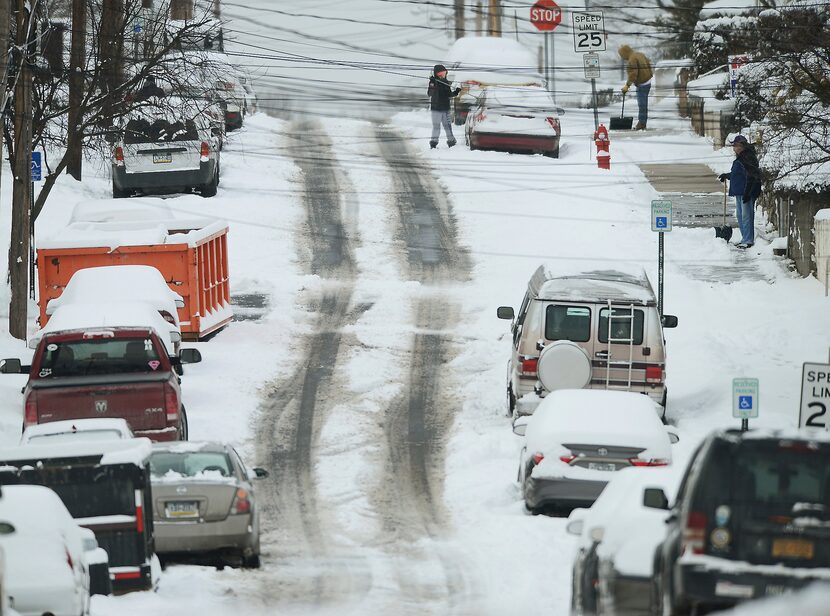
[45,265,185,353]
[653,429,830,615]
[514,390,676,514]
[150,441,268,568]
[0,485,90,616]
[465,86,562,157]
[498,265,678,418]
[20,418,134,445]
[112,101,220,199]
[567,467,682,616]
[235,69,257,114]
[445,36,544,125]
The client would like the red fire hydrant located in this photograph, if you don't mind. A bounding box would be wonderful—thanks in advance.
[594,123,611,170]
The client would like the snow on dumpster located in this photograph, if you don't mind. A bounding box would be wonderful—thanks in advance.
[36,198,232,340]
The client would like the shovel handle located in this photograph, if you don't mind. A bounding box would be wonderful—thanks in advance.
[722,181,728,225]
[621,92,626,118]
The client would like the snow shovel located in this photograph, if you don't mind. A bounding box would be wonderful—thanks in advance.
[610,92,634,130]
[714,182,733,241]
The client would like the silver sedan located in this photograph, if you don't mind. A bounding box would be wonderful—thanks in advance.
[149,441,268,568]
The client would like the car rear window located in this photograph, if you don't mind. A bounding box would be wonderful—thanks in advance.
[38,337,162,377]
[124,118,199,144]
[598,307,644,345]
[150,452,233,479]
[545,305,590,342]
[27,430,124,444]
[694,439,830,521]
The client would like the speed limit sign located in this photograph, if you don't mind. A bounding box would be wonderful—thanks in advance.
[572,11,606,52]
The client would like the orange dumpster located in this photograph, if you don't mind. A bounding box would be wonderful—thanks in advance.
[36,201,232,340]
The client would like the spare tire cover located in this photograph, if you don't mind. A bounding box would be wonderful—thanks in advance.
[537,340,592,392]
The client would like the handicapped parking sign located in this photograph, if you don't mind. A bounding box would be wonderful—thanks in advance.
[31,151,42,182]
[651,200,672,232]
[733,378,759,419]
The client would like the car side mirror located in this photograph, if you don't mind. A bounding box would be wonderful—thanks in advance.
[252,467,269,479]
[497,306,514,320]
[662,314,678,328]
[179,348,202,364]
[0,358,22,374]
[643,487,669,510]
[667,430,680,444]
[512,416,529,437]
[556,107,565,115]
[566,518,584,536]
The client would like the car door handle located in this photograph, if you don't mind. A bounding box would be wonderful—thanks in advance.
[595,351,609,358]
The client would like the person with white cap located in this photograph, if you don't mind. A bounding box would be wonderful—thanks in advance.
[718,134,762,248]
[427,64,461,149]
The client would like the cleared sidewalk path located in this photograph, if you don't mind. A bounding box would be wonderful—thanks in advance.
[638,163,774,284]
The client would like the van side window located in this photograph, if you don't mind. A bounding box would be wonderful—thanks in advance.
[545,305,590,342]
[513,292,531,347]
[598,307,644,345]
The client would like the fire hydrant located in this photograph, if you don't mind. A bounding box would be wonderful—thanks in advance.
[594,123,611,170]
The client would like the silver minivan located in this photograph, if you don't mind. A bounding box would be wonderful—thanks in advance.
[112,107,220,198]
[497,266,678,419]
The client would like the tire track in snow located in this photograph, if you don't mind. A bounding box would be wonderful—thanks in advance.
[372,126,472,611]
[254,120,371,608]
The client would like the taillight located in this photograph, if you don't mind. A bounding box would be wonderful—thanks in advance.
[629,457,669,467]
[645,366,663,383]
[682,511,707,555]
[135,489,144,534]
[531,453,544,465]
[200,141,210,162]
[66,547,74,571]
[23,393,37,428]
[546,117,560,133]
[475,111,486,122]
[519,356,538,377]
[559,455,577,464]
[114,146,125,166]
[160,311,176,324]
[164,383,179,423]
[230,488,251,514]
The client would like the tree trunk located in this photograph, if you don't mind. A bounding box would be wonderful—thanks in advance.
[454,0,465,40]
[170,0,193,20]
[9,0,31,340]
[0,0,11,198]
[488,0,501,36]
[67,0,86,180]
[475,2,482,36]
[213,0,220,19]
[100,0,125,128]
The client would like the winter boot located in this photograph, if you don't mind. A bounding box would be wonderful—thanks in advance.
[447,138,457,148]
[634,122,646,131]
[429,141,438,149]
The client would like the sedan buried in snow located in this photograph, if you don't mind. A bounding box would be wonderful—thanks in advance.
[465,86,561,157]
[515,390,676,514]
[150,441,268,567]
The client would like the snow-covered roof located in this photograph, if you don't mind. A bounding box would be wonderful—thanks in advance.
[30,301,179,350]
[529,265,656,305]
[526,390,671,459]
[47,265,184,317]
[0,437,153,467]
[446,36,543,86]
[20,418,133,445]
[700,0,758,17]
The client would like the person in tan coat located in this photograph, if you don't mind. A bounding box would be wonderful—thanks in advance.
[618,45,653,130]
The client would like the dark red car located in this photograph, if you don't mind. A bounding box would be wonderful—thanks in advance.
[1,327,201,440]
[465,85,562,157]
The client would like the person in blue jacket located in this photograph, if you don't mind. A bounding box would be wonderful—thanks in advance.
[718,134,762,248]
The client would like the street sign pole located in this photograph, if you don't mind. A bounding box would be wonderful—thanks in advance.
[530,0,562,95]
[591,78,598,131]
[544,32,549,92]
[550,33,556,103]
[658,232,664,317]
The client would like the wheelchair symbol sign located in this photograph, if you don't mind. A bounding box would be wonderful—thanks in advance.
[739,395,752,410]
[31,151,42,182]
[656,217,667,229]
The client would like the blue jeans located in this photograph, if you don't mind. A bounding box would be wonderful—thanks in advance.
[636,83,651,125]
[431,110,454,143]
[735,195,756,244]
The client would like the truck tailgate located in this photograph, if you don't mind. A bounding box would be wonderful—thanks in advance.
[31,373,169,431]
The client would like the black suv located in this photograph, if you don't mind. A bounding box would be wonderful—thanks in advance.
[649,429,830,614]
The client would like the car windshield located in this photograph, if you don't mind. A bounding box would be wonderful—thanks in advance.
[124,118,199,144]
[39,337,162,377]
[150,451,234,479]
[697,440,830,521]
[27,430,124,444]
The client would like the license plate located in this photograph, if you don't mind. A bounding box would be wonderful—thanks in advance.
[153,153,172,164]
[587,462,616,472]
[772,538,814,559]
[165,501,198,518]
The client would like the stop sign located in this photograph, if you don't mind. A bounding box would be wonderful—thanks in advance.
[530,0,562,32]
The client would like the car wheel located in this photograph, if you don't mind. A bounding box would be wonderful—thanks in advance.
[506,384,516,417]
[660,388,668,424]
[201,170,219,198]
[242,552,261,569]
[112,184,129,199]
[180,406,189,441]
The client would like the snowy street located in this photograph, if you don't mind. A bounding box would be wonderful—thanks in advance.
[0,1,827,615]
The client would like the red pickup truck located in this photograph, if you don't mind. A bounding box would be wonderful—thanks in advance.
[1,327,201,440]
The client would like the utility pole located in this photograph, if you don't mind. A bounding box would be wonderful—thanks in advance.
[100,0,125,128]
[475,2,482,36]
[170,0,193,20]
[488,0,501,37]
[67,0,85,180]
[0,0,11,197]
[454,0,465,40]
[213,0,221,19]
[9,0,31,340]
